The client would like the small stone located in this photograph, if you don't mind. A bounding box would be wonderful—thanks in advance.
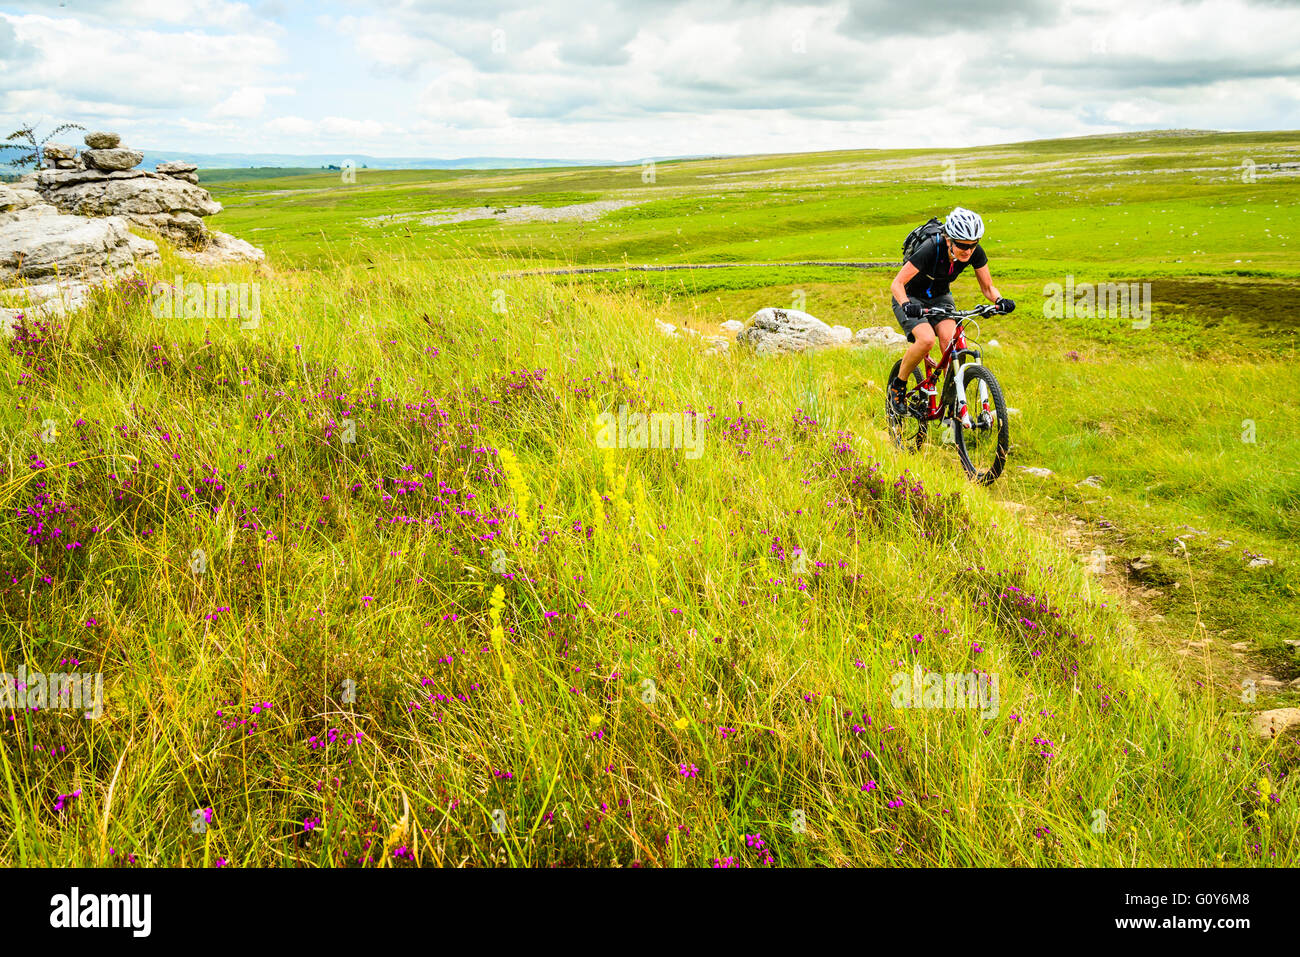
[987,338,999,347]
[654,319,677,336]
[156,161,199,175]
[720,319,745,334]
[43,142,77,161]
[1018,466,1052,478]
[1230,642,1249,651]
[84,131,121,149]
[1247,556,1274,568]
[1251,708,1300,739]
[1076,475,1103,488]
[853,325,908,347]
[1005,407,1020,415]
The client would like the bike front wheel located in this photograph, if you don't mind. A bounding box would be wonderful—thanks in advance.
[886,359,927,451]
[953,365,1009,485]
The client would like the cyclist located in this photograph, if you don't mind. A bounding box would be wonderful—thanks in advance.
[887,207,1014,414]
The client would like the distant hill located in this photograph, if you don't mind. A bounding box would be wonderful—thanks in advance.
[135,151,724,172]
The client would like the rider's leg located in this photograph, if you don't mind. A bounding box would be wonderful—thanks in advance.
[934,318,957,357]
[897,322,935,381]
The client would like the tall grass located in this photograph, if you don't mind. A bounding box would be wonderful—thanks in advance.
[0,246,1291,867]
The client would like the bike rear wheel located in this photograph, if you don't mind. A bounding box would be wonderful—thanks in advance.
[953,365,1009,485]
[886,359,927,451]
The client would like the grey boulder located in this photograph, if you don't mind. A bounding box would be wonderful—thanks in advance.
[43,142,77,161]
[156,161,199,175]
[82,147,144,171]
[737,307,840,355]
[36,176,221,246]
[0,211,158,282]
[84,131,121,149]
[177,229,266,266]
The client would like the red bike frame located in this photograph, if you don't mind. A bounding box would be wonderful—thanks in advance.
[909,306,997,427]
[914,321,967,422]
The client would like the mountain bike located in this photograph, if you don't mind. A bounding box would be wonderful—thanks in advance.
[885,303,1009,485]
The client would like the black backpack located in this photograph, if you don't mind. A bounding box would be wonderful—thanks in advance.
[902,217,944,275]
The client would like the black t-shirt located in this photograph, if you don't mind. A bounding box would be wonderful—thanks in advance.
[903,236,988,299]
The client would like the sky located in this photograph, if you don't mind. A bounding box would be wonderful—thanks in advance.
[1,0,1298,160]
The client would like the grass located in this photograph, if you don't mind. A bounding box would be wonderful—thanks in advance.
[0,130,1296,867]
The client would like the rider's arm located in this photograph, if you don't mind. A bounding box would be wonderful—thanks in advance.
[890,262,919,305]
[973,265,1001,303]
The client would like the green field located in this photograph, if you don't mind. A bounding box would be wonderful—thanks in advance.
[0,130,1296,867]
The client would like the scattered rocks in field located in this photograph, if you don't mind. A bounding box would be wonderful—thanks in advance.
[853,325,907,347]
[1130,555,1154,571]
[737,307,840,355]
[388,199,638,228]
[1076,475,1103,488]
[829,324,852,343]
[987,338,999,347]
[702,335,730,355]
[654,319,678,337]
[720,319,745,334]
[1251,708,1300,739]
[1257,677,1286,691]
[1230,642,1250,651]
[1018,466,1053,478]
[1246,555,1274,568]
[1216,539,1234,549]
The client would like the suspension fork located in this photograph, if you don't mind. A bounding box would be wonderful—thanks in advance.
[952,359,989,428]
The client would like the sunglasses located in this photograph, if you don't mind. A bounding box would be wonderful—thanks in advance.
[949,239,979,251]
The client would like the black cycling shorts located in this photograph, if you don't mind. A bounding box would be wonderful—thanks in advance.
[892,292,956,343]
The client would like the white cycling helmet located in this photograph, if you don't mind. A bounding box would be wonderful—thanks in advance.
[943,207,984,242]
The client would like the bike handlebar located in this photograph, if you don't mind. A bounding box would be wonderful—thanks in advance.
[918,303,1000,319]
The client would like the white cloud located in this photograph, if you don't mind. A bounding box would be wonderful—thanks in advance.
[210,85,294,118]
[2,0,1298,158]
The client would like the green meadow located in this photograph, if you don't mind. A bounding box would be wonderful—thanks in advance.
[0,129,1295,866]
